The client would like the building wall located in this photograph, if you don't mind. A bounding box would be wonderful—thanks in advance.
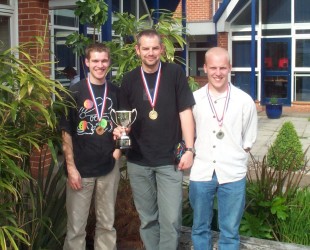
[187,0,212,21]
[175,0,222,21]
[18,0,50,67]
[217,32,228,50]
[18,0,52,177]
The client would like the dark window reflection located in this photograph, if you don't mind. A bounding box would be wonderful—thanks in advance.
[264,42,288,71]
[231,72,257,97]
[296,40,310,67]
[264,76,288,98]
[295,0,310,23]
[296,76,310,101]
[262,0,291,24]
[232,41,257,68]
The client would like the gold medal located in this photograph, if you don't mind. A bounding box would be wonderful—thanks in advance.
[149,109,158,120]
[96,126,105,135]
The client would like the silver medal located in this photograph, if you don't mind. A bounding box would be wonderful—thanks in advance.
[216,131,224,139]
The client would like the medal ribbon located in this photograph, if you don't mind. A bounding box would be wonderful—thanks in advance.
[86,74,108,122]
[140,62,162,110]
[207,83,231,128]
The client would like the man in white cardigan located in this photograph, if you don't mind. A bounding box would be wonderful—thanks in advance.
[189,47,258,250]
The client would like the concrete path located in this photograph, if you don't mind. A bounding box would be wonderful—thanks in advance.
[251,111,310,162]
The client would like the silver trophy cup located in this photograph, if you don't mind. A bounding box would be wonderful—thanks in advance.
[110,109,137,149]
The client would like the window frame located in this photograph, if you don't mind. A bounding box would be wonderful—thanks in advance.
[0,0,18,49]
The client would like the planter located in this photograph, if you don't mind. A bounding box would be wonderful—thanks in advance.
[266,103,282,119]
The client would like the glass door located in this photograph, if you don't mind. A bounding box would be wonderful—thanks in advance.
[261,38,291,105]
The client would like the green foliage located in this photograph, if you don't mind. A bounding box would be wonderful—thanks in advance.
[16,145,67,249]
[241,152,309,241]
[276,188,310,246]
[65,1,198,87]
[269,97,278,104]
[75,0,108,38]
[188,76,200,92]
[267,121,304,170]
[110,9,187,84]
[0,34,69,248]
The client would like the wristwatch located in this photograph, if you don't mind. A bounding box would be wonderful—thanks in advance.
[185,147,196,155]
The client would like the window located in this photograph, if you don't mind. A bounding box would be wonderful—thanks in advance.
[188,36,217,77]
[0,1,17,50]
[54,9,78,27]
[231,2,258,26]
[262,0,291,24]
[296,40,310,67]
[0,16,9,51]
[295,75,310,101]
[231,72,257,96]
[295,0,310,23]
[232,41,256,68]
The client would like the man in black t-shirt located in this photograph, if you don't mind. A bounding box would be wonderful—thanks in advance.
[60,43,121,250]
[114,29,195,249]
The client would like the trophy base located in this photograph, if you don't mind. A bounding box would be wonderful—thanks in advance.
[116,138,131,149]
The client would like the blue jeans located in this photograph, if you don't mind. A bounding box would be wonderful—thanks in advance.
[127,162,183,250]
[189,173,246,250]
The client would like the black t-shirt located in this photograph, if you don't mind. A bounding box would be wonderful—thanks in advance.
[60,79,120,177]
[120,62,195,166]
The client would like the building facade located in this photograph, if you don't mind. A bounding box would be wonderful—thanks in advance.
[1,0,310,109]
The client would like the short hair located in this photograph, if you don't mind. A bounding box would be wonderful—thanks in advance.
[205,47,231,65]
[136,29,162,46]
[85,43,110,60]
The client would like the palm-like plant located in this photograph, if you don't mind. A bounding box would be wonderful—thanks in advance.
[0,34,69,249]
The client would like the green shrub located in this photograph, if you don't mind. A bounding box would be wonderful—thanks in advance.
[241,151,308,241]
[267,121,304,170]
[275,188,310,246]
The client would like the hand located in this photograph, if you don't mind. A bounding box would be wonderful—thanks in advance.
[67,168,82,190]
[113,149,122,160]
[177,151,194,171]
[113,126,130,140]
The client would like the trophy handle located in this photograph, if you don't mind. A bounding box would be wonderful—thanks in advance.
[128,108,137,127]
[110,109,118,126]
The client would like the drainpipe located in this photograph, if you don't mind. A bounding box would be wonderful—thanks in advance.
[250,0,256,99]
[182,0,187,72]
[102,0,112,42]
[102,0,112,79]
[153,0,160,23]
[79,23,87,79]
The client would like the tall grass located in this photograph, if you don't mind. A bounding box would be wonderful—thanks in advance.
[276,188,310,246]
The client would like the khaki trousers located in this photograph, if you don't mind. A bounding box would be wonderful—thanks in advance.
[63,162,120,250]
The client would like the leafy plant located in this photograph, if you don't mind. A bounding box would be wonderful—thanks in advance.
[0,32,69,248]
[65,0,196,87]
[275,188,310,246]
[16,144,67,249]
[109,9,188,85]
[267,121,305,170]
[241,151,309,240]
[269,97,279,104]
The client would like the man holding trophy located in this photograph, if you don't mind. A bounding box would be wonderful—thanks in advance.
[60,43,121,250]
[113,29,196,249]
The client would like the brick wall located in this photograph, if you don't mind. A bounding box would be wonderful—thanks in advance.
[18,0,52,179]
[18,0,50,68]
[217,32,228,49]
[175,0,214,21]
